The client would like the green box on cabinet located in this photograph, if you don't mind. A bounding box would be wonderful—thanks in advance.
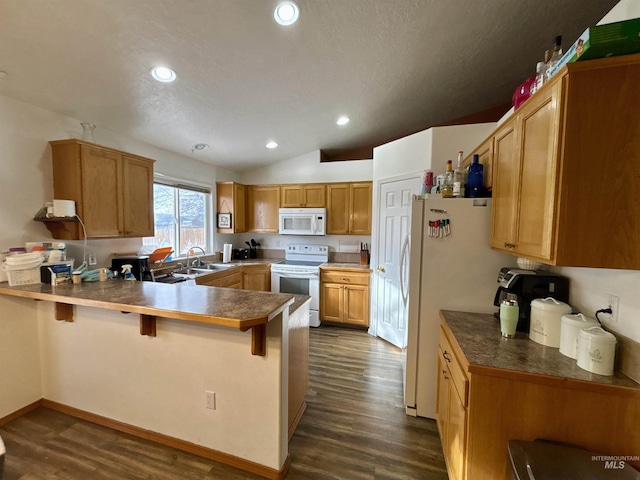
[549,17,640,78]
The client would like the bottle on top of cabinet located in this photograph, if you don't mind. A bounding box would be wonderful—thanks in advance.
[441,160,454,198]
[453,151,466,198]
[467,154,483,198]
[545,36,563,79]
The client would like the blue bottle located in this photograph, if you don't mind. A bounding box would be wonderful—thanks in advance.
[467,154,483,198]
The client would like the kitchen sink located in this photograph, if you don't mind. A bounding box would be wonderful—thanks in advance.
[172,267,210,277]
[172,263,234,277]
[202,263,235,270]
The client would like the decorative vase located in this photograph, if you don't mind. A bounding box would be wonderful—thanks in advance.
[81,123,96,143]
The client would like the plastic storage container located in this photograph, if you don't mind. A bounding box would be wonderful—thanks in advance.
[577,326,617,376]
[529,297,572,347]
[559,313,599,359]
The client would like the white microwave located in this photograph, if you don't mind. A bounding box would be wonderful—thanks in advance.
[278,208,326,235]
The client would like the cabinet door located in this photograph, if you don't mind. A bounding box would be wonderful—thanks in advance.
[234,183,246,233]
[216,182,246,233]
[320,283,343,322]
[436,354,450,445]
[514,84,561,260]
[281,185,305,207]
[343,284,369,326]
[448,385,468,480]
[247,186,280,232]
[122,155,155,237]
[326,184,350,234]
[304,184,326,208]
[80,145,122,237]
[350,182,373,235]
[241,264,270,291]
[490,121,519,252]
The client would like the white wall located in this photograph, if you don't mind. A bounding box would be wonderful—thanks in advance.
[237,150,372,185]
[0,296,41,418]
[0,94,234,267]
[38,302,287,469]
[598,0,640,25]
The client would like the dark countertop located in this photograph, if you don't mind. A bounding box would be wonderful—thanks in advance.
[440,310,640,390]
[0,280,294,330]
[289,294,311,315]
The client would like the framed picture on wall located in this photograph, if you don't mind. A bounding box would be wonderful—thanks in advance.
[217,213,232,229]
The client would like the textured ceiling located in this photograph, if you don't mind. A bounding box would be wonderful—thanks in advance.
[0,0,619,171]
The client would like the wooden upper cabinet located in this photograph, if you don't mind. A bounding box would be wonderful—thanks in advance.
[121,155,155,237]
[246,185,280,233]
[48,140,155,240]
[326,182,372,235]
[489,54,640,269]
[490,120,519,252]
[281,184,325,208]
[350,182,373,235]
[216,182,246,233]
[326,184,350,234]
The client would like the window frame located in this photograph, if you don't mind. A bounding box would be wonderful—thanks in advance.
[144,176,214,259]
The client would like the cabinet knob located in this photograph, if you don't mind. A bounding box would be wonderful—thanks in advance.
[442,369,449,379]
[377,266,385,273]
[443,351,451,363]
[504,242,516,249]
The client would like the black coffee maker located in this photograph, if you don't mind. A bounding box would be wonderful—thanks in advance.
[493,268,569,332]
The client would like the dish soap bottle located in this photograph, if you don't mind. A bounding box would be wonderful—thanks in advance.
[121,264,136,281]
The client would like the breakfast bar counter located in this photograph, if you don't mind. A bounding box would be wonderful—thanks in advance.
[0,280,295,357]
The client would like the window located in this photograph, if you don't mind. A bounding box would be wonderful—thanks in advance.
[143,179,211,257]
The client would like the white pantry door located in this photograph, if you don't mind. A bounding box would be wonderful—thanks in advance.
[374,176,418,348]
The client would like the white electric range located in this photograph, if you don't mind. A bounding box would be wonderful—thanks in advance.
[270,244,328,327]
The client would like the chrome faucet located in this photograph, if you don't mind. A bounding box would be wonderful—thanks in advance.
[189,246,207,267]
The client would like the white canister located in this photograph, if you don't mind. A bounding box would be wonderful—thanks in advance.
[559,313,599,359]
[529,297,572,348]
[576,326,617,376]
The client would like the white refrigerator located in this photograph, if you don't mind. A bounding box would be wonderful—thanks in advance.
[404,196,514,419]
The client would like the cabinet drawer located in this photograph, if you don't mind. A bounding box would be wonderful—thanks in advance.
[320,270,370,286]
[439,326,468,407]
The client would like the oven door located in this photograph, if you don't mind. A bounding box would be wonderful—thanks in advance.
[271,270,319,312]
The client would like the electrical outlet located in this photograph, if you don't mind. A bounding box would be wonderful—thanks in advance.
[205,391,216,410]
[88,253,97,265]
[605,294,620,323]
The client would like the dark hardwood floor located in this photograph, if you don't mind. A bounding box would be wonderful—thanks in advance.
[0,326,447,479]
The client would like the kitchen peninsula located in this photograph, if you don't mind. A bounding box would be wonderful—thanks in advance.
[0,280,302,479]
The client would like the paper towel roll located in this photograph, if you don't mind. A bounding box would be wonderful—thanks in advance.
[223,244,232,263]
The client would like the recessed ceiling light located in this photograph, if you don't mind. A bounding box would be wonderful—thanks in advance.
[266,141,279,149]
[150,66,176,83]
[274,1,299,26]
[337,116,350,126]
[191,143,209,152]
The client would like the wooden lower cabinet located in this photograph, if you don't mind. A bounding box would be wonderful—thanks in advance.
[195,267,242,288]
[437,320,640,480]
[320,268,370,327]
[240,264,270,291]
[195,263,270,291]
